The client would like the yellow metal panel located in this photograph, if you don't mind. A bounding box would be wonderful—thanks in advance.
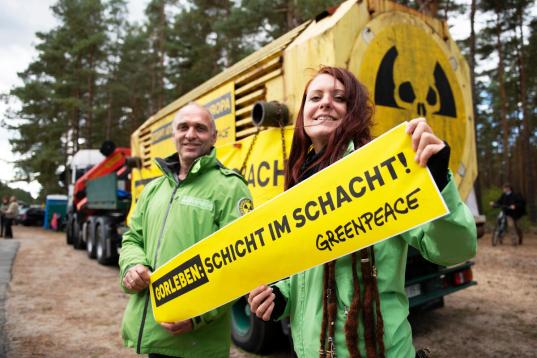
[130,0,477,212]
[197,82,236,146]
[236,118,252,127]
[348,10,475,199]
[265,75,285,105]
[236,126,261,139]
[282,0,369,120]
[367,0,447,39]
[235,89,265,106]
[138,21,310,133]
[235,56,282,86]
[235,106,251,117]
[235,68,282,96]
[216,127,293,206]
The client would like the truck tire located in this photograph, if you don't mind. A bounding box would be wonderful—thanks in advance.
[66,215,74,245]
[95,217,118,265]
[231,297,284,353]
[85,217,97,259]
[72,215,85,250]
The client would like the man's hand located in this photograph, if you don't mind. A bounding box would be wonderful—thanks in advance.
[160,320,193,335]
[406,118,446,167]
[123,264,151,292]
[248,285,275,321]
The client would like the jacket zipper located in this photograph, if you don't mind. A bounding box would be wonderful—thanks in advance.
[136,180,180,354]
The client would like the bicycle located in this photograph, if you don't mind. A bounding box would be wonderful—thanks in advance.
[491,209,507,246]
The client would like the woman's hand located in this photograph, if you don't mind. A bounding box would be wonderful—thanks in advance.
[248,285,275,321]
[406,117,445,167]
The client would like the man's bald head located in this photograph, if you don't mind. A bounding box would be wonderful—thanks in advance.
[171,102,218,176]
[172,103,216,135]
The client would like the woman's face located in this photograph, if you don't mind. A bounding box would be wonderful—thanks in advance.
[303,73,347,153]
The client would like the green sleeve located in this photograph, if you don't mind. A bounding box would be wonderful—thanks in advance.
[192,178,253,330]
[401,172,477,266]
[118,183,154,292]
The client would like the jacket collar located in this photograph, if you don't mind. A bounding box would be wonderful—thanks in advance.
[155,148,217,184]
[298,141,355,183]
[344,141,355,156]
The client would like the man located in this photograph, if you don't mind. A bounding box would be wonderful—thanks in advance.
[119,103,252,357]
[4,196,19,239]
[0,196,9,237]
[491,183,525,245]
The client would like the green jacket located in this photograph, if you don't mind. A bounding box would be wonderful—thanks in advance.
[119,149,252,357]
[275,149,477,358]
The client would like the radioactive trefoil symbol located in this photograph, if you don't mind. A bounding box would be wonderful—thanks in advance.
[374,46,457,118]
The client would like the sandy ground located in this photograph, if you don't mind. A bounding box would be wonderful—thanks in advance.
[3,225,537,357]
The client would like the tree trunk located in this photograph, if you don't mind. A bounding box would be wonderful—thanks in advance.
[495,11,510,184]
[157,2,165,110]
[73,95,80,154]
[416,0,439,17]
[469,0,483,212]
[73,56,83,153]
[149,2,165,115]
[106,90,112,140]
[87,49,95,149]
[516,5,536,223]
[286,0,299,31]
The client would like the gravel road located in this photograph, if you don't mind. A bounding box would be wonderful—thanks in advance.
[2,226,536,357]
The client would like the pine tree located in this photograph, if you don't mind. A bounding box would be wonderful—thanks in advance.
[9,0,113,197]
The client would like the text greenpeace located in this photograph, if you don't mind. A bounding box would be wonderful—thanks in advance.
[149,123,449,323]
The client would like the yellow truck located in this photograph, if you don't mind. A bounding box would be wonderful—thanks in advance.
[128,0,482,352]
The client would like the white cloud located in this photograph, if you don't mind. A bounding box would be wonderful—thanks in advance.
[0,0,148,199]
[0,0,58,198]
[128,0,148,24]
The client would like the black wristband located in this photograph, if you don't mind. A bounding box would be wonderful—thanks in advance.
[270,285,287,320]
[427,142,450,191]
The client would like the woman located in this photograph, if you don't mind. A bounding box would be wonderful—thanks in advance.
[248,67,477,358]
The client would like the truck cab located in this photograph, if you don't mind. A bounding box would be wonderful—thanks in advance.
[65,149,104,246]
[65,145,131,265]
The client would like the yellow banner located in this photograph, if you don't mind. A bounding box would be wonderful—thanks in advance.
[149,122,449,322]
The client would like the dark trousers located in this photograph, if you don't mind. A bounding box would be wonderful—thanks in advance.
[0,215,4,237]
[4,218,13,239]
[507,216,523,245]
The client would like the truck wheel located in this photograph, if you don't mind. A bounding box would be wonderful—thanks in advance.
[231,297,284,353]
[86,217,97,259]
[66,216,73,245]
[96,217,118,265]
[72,216,86,250]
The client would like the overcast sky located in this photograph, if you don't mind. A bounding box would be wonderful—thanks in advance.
[0,0,511,199]
[0,0,147,197]
[0,1,56,197]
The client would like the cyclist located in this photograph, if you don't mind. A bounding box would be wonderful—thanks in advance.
[490,183,525,245]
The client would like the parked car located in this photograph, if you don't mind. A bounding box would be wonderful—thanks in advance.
[17,206,45,227]
[14,205,29,225]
